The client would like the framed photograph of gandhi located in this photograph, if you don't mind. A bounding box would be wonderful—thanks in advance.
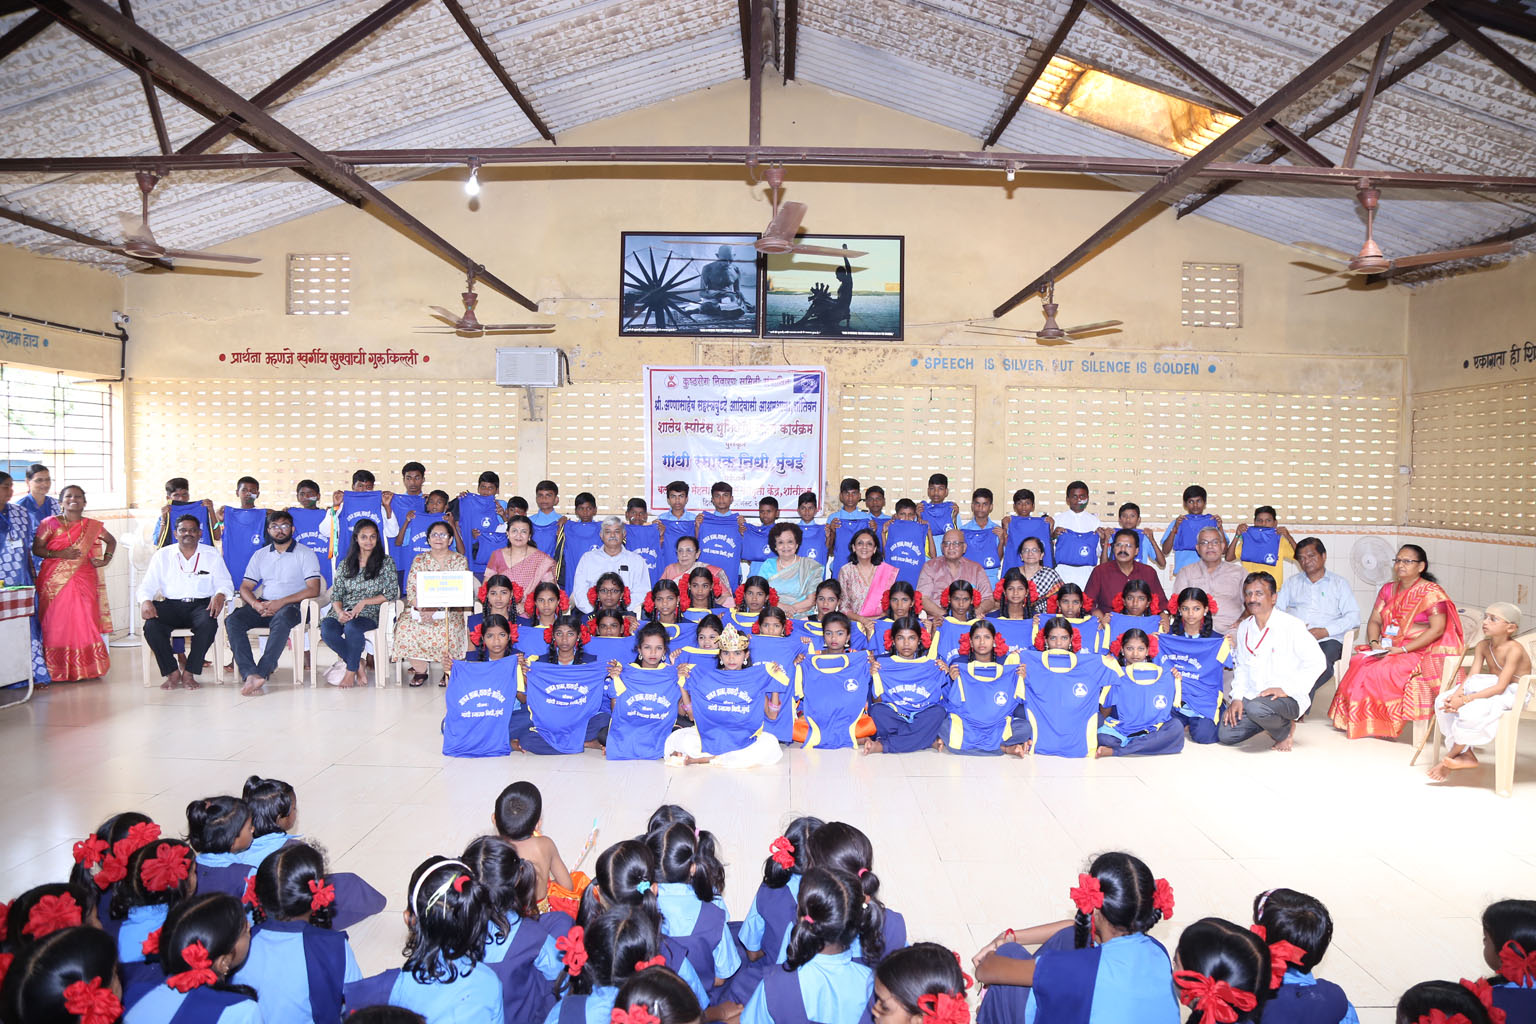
[620,232,762,337]
[763,235,904,341]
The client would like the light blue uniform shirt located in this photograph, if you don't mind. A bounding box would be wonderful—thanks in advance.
[1024,932,1178,1024]
[486,917,565,978]
[1276,569,1361,642]
[243,541,323,601]
[233,926,364,1024]
[742,948,873,1024]
[655,511,691,522]
[656,881,741,981]
[1282,968,1361,1024]
[543,984,619,1024]
[826,510,872,524]
[391,959,505,1024]
[739,874,802,952]
[125,986,261,1024]
[118,904,168,964]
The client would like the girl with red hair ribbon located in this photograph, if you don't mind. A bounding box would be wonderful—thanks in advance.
[862,617,950,756]
[1014,617,1118,759]
[1481,898,1536,1021]
[127,893,261,1024]
[1248,887,1361,1022]
[1096,629,1185,759]
[942,621,1029,758]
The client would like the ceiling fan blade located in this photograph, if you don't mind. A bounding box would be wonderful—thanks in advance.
[1387,241,1514,271]
[788,244,868,259]
[427,305,465,324]
[1035,336,1074,347]
[763,201,807,241]
[476,323,557,332]
[159,248,260,264]
[1291,242,1353,264]
[1062,320,1123,336]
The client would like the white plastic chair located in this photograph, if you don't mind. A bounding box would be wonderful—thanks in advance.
[1492,632,1536,797]
[227,596,317,688]
[140,609,227,688]
[390,599,473,686]
[316,599,400,688]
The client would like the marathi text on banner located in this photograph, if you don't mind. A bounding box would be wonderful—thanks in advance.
[643,366,827,511]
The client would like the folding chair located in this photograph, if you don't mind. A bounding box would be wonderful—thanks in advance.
[227,596,317,688]
[140,609,227,687]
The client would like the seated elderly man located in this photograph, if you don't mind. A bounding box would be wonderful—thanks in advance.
[1275,536,1361,705]
[1220,572,1324,751]
[917,528,997,614]
[1173,526,1247,634]
[138,514,234,690]
[570,515,652,616]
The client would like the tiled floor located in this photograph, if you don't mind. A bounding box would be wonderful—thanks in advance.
[3,651,1534,1024]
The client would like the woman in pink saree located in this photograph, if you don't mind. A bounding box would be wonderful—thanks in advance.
[31,484,116,681]
[1329,544,1463,739]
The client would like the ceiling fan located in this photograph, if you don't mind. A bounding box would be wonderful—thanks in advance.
[1294,183,1512,276]
[965,281,1123,346]
[85,171,261,264]
[669,167,867,259]
[418,267,555,335]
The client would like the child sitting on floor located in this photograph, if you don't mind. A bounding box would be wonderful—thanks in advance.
[1097,629,1184,758]
[1480,898,1536,1021]
[494,781,592,918]
[1172,918,1270,1024]
[1250,887,1360,1023]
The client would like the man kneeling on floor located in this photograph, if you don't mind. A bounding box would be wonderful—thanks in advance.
[1221,571,1323,751]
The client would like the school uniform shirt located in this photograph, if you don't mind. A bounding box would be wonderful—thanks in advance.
[482,915,565,1024]
[944,660,1026,752]
[1490,976,1536,1022]
[244,540,323,602]
[1099,662,1179,739]
[656,881,740,984]
[686,663,785,755]
[1267,968,1360,1024]
[739,875,802,957]
[569,547,651,615]
[1231,609,1324,716]
[138,542,236,603]
[871,656,950,714]
[1276,569,1361,643]
[796,652,873,749]
[117,904,169,964]
[1051,510,1103,588]
[742,947,874,1024]
[390,959,506,1024]
[606,664,683,760]
[124,984,261,1024]
[521,659,609,753]
[233,919,363,1024]
[195,851,256,900]
[1018,649,1120,757]
[1156,632,1233,724]
[232,833,387,932]
[1023,931,1178,1024]
[543,984,618,1024]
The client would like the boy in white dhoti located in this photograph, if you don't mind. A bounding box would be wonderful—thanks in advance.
[1429,602,1530,782]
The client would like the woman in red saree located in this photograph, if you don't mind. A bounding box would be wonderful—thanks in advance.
[1329,544,1463,739]
[31,484,116,681]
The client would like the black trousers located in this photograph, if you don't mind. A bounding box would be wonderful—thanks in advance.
[144,598,218,677]
[1308,639,1344,699]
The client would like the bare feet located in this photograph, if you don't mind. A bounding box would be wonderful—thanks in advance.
[683,754,713,765]
[1444,749,1479,770]
[1272,722,1295,752]
[1096,744,1115,758]
[931,738,944,752]
[160,673,180,690]
[860,737,884,755]
[181,670,201,690]
[339,671,356,688]
[1002,742,1030,758]
[240,674,266,696]
[1427,759,1451,782]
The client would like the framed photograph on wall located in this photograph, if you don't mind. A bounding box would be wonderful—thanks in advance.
[620,232,762,336]
[762,235,904,340]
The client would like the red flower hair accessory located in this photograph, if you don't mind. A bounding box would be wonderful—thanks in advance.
[953,949,974,989]
[611,1006,661,1024]
[1149,595,1161,614]
[141,844,191,893]
[166,942,219,993]
[734,584,746,605]
[1069,873,1104,914]
[1112,595,1125,613]
[642,592,655,615]
[242,875,260,910]
[62,977,122,1024]
[73,834,109,869]
[917,993,970,1024]
[995,635,1008,655]
[767,588,779,606]
[940,590,951,610]
[1415,1013,1471,1024]
[634,955,666,971]
[587,587,598,606]
[992,581,1005,603]
[958,635,971,657]
[142,928,161,956]
[912,592,923,614]
[507,623,519,642]
[1174,971,1258,1024]
[751,619,761,634]
[1459,978,1506,1024]
[1152,877,1174,921]
[22,894,82,938]
[1046,595,1057,614]
[1108,637,1122,657]
[309,878,336,911]
[1207,597,1218,615]
[524,591,538,617]
[0,953,11,991]
[544,627,554,644]
[1028,580,1039,603]
[1266,939,1306,989]
[114,822,161,861]
[469,624,483,647]
[0,901,7,941]
[477,582,488,604]
[560,591,570,611]
[1500,940,1536,985]
[93,855,127,890]
[557,926,588,976]
[579,620,597,644]
[713,577,725,598]
[1072,628,1082,653]
[1082,596,1094,612]
[677,590,691,612]
[769,836,796,870]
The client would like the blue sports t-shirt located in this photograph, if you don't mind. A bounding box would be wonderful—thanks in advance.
[626,524,664,581]
[219,506,269,586]
[1163,514,1218,572]
[522,660,608,754]
[920,501,958,537]
[442,659,516,757]
[796,652,872,750]
[560,520,605,591]
[749,634,809,743]
[606,664,682,760]
[1019,649,1119,757]
[792,618,870,652]
[742,523,774,564]
[986,614,1036,654]
[660,520,696,567]
[1100,661,1179,736]
[1002,515,1054,570]
[1156,633,1232,721]
[1106,613,1162,648]
[797,523,829,566]
[872,656,949,714]
[698,513,744,591]
[929,616,980,665]
[944,661,1026,752]
[827,520,867,578]
[880,519,931,587]
[1053,529,1099,567]
[686,664,781,755]
[961,525,1002,582]
[1239,526,1282,566]
[660,620,699,649]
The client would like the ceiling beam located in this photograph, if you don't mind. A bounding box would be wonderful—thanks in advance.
[747,0,762,149]
[1444,0,1536,42]
[1177,31,1455,218]
[782,0,797,81]
[179,0,421,156]
[982,0,1084,148]
[115,0,171,155]
[1342,32,1392,167]
[439,0,553,142]
[1431,2,1536,97]
[0,10,51,64]
[3,148,1533,192]
[0,204,173,269]
[1083,0,1331,167]
[32,0,537,310]
[736,0,751,77]
[992,0,1435,318]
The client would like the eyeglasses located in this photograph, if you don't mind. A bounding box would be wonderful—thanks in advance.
[1391,558,1423,565]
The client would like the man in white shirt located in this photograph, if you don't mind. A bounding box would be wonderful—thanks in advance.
[1050,480,1105,589]
[138,514,234,690]
[1220,572,1325,751]
[570,517,652,615]
[1275,536,1362,702]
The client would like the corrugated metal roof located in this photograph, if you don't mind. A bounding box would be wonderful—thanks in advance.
[0,0,1532,281]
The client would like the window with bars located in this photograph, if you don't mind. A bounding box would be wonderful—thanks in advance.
[836,385,976,503]
[1408,380,1536,535]
[1181,262,1242,328]
[127,380,516,504]
[547,383,646,515]
[286,254,351,315]
[0,365,116,500]
[1004,387,1398,523]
